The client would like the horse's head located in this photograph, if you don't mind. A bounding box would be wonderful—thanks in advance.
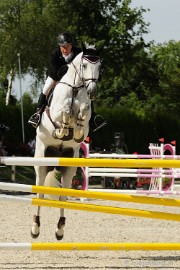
[80,44,102,99]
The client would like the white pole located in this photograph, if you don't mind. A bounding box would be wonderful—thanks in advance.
[0,243,31,250]
[11,165,16,182]
[17,53,25,144]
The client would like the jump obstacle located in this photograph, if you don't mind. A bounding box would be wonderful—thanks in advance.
[1,141,179,193]
[1,156,180,168]
[0,242,180,251]
[1,194,180,221]
[0,185,180,251]
[1,148,180,251]
[80,141,179,192]
[87,188,180,195]
[0,186,180,251]
[0,182,180,207]
[0,183,180,222]
[0,189,180,251]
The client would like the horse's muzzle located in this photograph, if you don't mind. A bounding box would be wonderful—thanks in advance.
[87,82,97,100]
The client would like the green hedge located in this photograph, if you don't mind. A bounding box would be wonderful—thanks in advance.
[93,107,180,154]
[1,101,179,155]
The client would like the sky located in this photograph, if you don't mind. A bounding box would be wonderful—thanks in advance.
[131,0,180,43]
[13,0,180,100]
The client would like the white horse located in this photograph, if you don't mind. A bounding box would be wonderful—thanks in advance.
[31,45,101,240]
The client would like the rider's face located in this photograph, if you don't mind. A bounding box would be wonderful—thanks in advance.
[60,44,72,56]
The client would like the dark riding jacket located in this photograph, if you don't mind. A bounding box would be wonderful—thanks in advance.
[48,46,82,81]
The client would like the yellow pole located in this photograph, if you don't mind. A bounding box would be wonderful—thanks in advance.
[32,198,180,222]
[32,186,180,208]
[58,158,180,168]
[32,242,180,251]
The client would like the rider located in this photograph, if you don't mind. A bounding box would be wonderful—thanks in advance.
[28,32,106,131]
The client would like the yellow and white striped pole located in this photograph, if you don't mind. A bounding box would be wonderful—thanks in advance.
[0,242,180,251]
[1,157,180,168]
[0,195,180,222]
[0,183,180,207]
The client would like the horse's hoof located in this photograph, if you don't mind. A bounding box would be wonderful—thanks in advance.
[74,134,84,143]
[31,216,40,238]
[31,231,40,239]
[55,232,64,241]
[55,217,65,240]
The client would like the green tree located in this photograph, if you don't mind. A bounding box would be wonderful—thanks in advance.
[0,0,149,103]
[148,41,180,116]
[96,0,151,107]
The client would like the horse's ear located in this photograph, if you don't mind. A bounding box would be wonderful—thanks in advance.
[96,45,104,54]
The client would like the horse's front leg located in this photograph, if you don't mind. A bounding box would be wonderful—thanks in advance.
[56,166,77,240]
[31,166,47,238]
[31,200,42,239]
[74,102,90,142]
[53,98,72,139]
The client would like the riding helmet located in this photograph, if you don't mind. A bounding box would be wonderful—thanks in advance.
[57,32,74,45]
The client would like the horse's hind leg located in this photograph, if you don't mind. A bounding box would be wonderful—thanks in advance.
[55,205,66,240]
[31,166,47,238]
[55,180,67,240]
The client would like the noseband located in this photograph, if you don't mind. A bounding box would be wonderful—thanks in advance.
[71,54,101,88]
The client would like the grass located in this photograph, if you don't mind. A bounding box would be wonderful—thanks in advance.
[0,165,36,185]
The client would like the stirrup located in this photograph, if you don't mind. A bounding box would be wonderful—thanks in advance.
[28,113,41,128]
[93,115,107,132]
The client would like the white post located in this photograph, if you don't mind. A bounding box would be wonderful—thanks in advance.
[84,143,89,190]
[148,143,163,191]
[158,143,164,192]
[11,165,16,183]
[17,53,25,144]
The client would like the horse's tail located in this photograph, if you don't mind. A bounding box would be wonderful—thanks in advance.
[44,169,61,200]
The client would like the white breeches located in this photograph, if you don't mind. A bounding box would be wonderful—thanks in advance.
[42,76,56,96]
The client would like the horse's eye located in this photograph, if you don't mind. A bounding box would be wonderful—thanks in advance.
[83,63,87,69]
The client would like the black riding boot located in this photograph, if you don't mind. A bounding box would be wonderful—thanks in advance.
[89,102,107,132]
[28,93,47,128]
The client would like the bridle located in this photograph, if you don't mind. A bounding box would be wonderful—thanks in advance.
[72,55,100,89]
[60,54,101,92]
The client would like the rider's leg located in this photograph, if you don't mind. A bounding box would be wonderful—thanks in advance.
[28,93,47,128]
[89,102,107,132]
[28,77,55,128]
